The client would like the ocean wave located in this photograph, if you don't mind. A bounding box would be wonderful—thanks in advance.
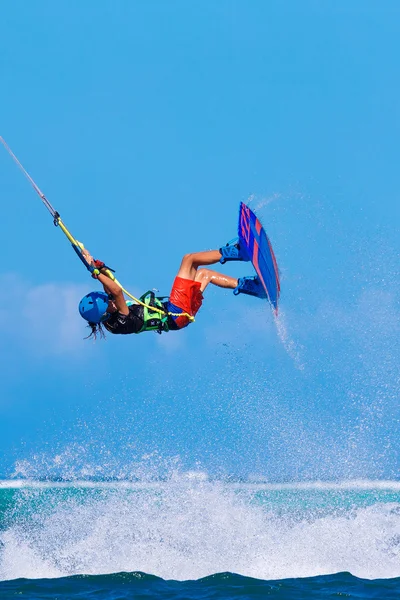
[1,479,400,582]
[1,571,400,600]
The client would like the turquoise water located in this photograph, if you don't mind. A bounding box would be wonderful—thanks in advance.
[1,480,400,598]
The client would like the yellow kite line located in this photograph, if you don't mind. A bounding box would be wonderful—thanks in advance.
[0,137,194,321]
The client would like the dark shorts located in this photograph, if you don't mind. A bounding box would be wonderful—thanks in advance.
[167,276,203,329]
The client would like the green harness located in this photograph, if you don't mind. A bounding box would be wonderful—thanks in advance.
[135,291,170,334]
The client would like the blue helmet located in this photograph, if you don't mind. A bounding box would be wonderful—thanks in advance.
[79,291,111,324]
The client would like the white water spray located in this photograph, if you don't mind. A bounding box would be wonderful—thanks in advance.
[1,478,400,582]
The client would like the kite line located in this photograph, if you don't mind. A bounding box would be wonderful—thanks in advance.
[0,137,194,321]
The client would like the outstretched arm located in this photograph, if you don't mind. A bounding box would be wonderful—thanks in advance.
[82,248,130,316]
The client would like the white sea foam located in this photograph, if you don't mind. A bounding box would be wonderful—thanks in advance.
[1,479,400,490]
[1,478,400,582]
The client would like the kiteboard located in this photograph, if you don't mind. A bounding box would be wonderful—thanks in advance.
[238,202,280,314]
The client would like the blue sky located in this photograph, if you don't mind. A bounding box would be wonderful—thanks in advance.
[1,1,399,481]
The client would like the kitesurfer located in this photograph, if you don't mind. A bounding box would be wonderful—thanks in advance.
[0,139,280,336]
[78,244,266,338]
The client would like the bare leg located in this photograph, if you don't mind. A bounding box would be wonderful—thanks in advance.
[176,250,224,280]
[175,250,238,293]
[195,268,238,293]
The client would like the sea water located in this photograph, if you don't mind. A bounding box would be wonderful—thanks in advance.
[0,478,400,599]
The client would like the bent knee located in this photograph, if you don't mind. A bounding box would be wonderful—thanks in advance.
[180,253,198,268]
[177,252,205,279]
[195,268,212,282]
[179,253,204,274]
